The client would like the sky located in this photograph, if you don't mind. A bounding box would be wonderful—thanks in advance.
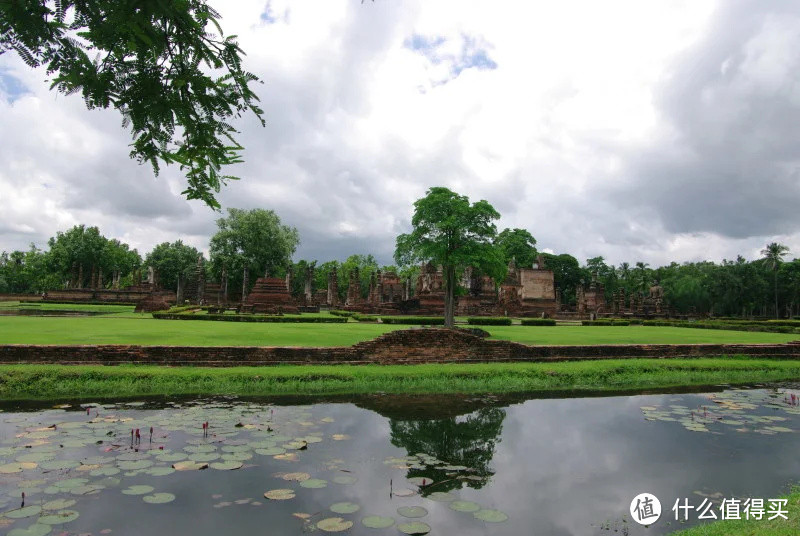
[1,0,799,268]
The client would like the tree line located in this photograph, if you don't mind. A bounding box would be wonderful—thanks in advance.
[1,203,798,319]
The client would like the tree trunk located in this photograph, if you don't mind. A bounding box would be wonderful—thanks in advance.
[774,271,779,319]
[444,264,456,328]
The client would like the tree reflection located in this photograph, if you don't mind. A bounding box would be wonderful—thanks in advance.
[389,407,505,495]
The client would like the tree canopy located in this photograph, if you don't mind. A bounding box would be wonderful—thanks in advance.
[1,0,264,208]
[209,208,299,294]
[494,228,537,268]
[395,187,503,327]
[145,240,202,291]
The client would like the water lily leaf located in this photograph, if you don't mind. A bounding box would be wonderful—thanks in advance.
[4,505,42,518]
[333,475,358,485]
[143,492,176,504]
[361,515,395,529]
[42,499,76,510]
[15,452,54,463]
[264,489,295,500]
[473,509,508,522]
[145,466,175,476]
[397,506,428,518]
[37,510,79,524]
[274,453,298,461]
[188,453,220,463]
[54,478,89,489]
[407,477,434,487]
[331,434,350,441]
[317,517,354,532]
[300,478,328,489]
[221,452,252,461]
[173,461,208,471]
[210,460,243,471]
[70,484,105,495]
[449,500,480,512]
[293,512,311,520]
[282,472,310,482]
[155,453,188,463]
[0,462,37,474]
[393,489,416,497]
[330,502,360,514]
[397,521,431,535]
[122,485,155,495]
[426,491,455,502]
[7,524,52,536]
[118,460,153,470]
[254,447,285,456]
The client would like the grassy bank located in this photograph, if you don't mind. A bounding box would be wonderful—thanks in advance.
[2,357,800,400]
[0,315,797,346]
[672,487,800,535]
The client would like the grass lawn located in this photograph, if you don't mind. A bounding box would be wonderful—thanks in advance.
[0,316,797,346]
[3,357,800,400]
[0,300,136,313]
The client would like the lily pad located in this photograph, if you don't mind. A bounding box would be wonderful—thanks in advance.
[397,521,431,535]
[449,500,480,512]
[333,475,358,485]
[42,499,76,510]
[254,447,285,456]
[473,509,508,522]
[122,485,155,495]
[37,510,80,524]
[397,506,428,518]
[4,505,43,519]
[427,491,455,502]
[407,477,434,487]
[0,462,37,474]
[143,492,176,504]
[282,472,310,482]
[210,460,243,471]
[145,466,176,476]
[317,517,354,532]
[300,478,328,489]
[172,461,209,471]
[7,524,52,536]
[330,501,360,514]
[264,489,295,500]
[361,515,396,529]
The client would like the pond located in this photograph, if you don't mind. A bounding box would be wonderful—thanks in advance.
[2,385,800,535]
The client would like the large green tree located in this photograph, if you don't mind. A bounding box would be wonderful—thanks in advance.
[209,208,299,297]
[394,187,503,328]
[761,242,790,318]
[494,228,537,268]
[145,240,202,292]
[1,0,264,208]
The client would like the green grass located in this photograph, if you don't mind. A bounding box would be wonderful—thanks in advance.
[0,316,797,346]
[672,487,800,535]
[0,300,136,313]
[488,326,799,345]
[2,357,800,400]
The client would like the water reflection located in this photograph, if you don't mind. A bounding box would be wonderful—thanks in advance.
[390,407,505,494]
[1,386,800,535]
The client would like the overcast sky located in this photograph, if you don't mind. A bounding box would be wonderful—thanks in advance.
[1,0,799,267]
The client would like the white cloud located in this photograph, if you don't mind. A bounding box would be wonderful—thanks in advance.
[1,0,798,267]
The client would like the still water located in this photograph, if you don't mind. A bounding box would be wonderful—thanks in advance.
[2,386,800,535]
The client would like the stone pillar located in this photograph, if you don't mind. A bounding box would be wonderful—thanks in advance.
[242,266,249,302]
[97,269,103,289]
[176,276,185,304]
[197,256,205,304]
[285,266,292,293]
[221,267,228,305]
[70,262,78,288]
[327,267,339,307]
[304,266,313,304]
[77,264,84,289]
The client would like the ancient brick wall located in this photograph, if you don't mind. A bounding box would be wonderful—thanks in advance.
[0,330,798,366]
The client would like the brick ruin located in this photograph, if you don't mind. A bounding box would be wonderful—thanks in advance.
[324,256,559,317]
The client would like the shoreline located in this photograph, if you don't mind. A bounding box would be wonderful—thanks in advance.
[3,357,800,400]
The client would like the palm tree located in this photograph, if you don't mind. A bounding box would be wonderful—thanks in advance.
[761,242,789,319]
